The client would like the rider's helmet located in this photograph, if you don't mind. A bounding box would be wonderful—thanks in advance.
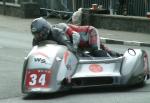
[31,17,51,41]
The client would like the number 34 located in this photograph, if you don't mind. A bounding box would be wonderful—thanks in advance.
[29,74,46,86]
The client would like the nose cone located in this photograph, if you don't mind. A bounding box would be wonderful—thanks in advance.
[23,69,52,93]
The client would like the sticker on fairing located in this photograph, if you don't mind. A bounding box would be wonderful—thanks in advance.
[25,69,51,89]
[89,64,103,73]
[64,51,69,64]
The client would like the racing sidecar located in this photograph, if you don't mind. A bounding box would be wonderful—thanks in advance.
[21,41,150,94]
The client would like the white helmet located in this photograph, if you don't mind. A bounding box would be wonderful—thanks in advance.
[72,8,83,25]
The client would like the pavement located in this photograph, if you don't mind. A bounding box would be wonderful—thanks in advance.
[0,14,150,47]
[99,29,150,47]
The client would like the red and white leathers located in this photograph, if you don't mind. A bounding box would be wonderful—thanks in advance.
[53,23,122,57]
[54,23,101,51]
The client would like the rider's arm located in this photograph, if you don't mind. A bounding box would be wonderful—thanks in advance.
[52,28,77,53]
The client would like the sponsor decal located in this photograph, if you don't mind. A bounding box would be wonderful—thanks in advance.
[33,52,49,64]
[64,51,69,64]
[89,64,103,73]
[34,58,47,64]
[25,69,51,89]
[64,51,77,71]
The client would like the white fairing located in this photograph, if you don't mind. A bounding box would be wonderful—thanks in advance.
[73,63,121,78]
[23,44,78,93]
[122,49,144,75]
[121,49,145,84]
[122,49,143,75]
[26,44,66,69]
[57,51,78,82]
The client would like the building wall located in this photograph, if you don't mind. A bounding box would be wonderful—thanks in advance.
[82,13,150,33]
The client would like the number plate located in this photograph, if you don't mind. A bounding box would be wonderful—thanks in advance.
[25,69,51,89]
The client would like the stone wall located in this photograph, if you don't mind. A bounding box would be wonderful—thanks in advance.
[82,13,150,34]
[0,2,40,18]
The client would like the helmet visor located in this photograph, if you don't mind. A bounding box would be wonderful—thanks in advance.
[32,30,49,41]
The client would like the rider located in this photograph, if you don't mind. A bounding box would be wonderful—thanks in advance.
[31,17,76,53]
[31,17,121,57]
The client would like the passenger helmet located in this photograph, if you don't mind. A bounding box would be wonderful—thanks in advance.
[72,8,83,25]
